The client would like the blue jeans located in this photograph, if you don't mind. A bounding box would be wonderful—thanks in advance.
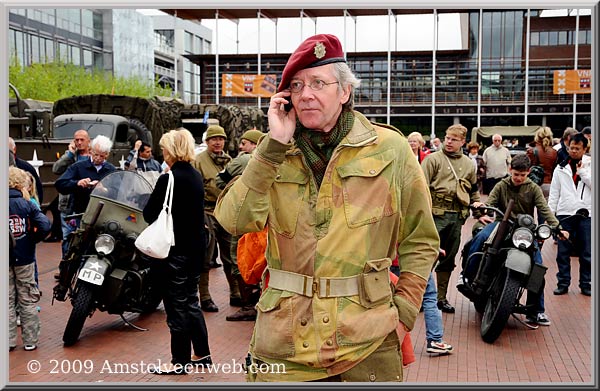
[60,213,80,259]
[423,272,444,342]
[556,215,591,290]
[465,221,545,313]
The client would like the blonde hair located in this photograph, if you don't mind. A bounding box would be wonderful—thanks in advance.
[446,124,468,139]
[9,166,29,198]
[159,128,196,163]
[407,132,425,147]
[25,172,39,204]
[534,126,554,150]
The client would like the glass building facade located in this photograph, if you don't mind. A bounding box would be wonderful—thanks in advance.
[186,9,591,138]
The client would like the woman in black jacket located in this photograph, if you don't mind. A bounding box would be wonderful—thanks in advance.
[143,128,211,375]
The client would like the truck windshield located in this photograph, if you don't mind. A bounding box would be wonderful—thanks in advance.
[54,122,114,140]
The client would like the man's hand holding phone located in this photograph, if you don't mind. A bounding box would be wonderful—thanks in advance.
[268,91,297,145]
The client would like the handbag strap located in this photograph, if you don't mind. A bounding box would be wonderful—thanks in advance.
[162,171,174,213]
[533,146,540,165]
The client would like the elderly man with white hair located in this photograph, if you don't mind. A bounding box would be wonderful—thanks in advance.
[55,135,116,219]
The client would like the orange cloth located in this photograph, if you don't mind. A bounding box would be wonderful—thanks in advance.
[389,271,415,366]
[237,226,268,285]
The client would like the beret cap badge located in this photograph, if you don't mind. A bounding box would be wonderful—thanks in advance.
[314,42,326,59]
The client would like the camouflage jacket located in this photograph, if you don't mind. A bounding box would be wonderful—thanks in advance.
[193,150,231,209]
[422,150,481,218]
[215,151,252,190]
[214,111,439,381]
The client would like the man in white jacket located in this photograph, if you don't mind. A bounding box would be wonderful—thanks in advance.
[548,133,592,296]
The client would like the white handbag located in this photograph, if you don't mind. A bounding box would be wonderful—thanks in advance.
[135,171,175,259]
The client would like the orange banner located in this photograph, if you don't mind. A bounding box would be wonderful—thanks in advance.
[553,69,591,94]
[222,74,277,97]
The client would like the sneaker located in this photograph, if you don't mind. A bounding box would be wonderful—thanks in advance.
[24,344,37,351]
[525,313,552,326]
[535,313,552,326]
[426,340,453,354]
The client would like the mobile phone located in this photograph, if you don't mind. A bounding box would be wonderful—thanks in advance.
[284,101,293,112]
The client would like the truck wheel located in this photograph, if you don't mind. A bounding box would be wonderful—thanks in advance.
[128,118,153,148]
[63,281,95,346]
[480,269,521,343]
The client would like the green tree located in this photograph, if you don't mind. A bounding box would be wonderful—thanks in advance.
[9,59,173,102]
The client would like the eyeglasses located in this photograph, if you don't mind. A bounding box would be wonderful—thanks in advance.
[91,151,108,158]
[289,79,340,93]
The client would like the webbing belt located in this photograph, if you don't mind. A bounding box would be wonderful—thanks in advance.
[267,268,360,298]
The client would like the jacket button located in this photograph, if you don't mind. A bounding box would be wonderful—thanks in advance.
[369,374,376,381]
[276,174,281,179]
[300,319,308,326]
[302,341,309,348]
[323,316,329,323]
[326,339,333,346]
[369,169,376,175]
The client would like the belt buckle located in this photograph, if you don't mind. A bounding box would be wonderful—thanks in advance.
[302,275,316,297]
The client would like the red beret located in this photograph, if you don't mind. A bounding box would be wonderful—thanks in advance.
[278,34,346,92]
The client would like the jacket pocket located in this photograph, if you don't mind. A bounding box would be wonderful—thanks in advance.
[336,294,398,347]
[336,149,398,228]
[270,163,309,238]
[253,288,296,358]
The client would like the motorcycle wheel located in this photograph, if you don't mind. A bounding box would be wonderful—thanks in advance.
[474,297,487,314]
[480,268,520,344]
[63,281,95,346]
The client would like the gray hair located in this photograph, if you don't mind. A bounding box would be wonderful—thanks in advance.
[91,135,113,153]
[333,62,361,111]
[8,137,16,152]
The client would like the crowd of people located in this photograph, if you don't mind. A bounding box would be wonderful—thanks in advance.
[8,32,592,382]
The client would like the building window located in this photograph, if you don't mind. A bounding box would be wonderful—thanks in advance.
[71,46,80,65]
[94,51,103,69]
[549,31,558,46]
[530,31,539,46]
[185,31,193,52]
[539,31,548,46]
[558,31,567,45]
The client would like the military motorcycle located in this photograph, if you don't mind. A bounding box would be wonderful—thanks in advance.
[53,170,163,346]
[458,200,552,343]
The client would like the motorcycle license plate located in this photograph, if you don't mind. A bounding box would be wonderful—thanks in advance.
[78,261,107,285]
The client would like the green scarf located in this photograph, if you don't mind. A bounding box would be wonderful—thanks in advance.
[294,110,354,188]
[442,148,464,159]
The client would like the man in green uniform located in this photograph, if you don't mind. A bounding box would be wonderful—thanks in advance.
[193,125,240,312]
[215,34,439,382]
[421,124,484,313]
[216,128,264,322]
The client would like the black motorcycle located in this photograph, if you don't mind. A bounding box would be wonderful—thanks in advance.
[458,200,552,343]
[53,170,163,346]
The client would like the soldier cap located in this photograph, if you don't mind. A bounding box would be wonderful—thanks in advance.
[205,125,227,141]
[240,129,264,145]
[278,34,346,92]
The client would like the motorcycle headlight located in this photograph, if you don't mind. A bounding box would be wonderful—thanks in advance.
[536,224,552,240]
[95,234,116,255]
[512,228,534,249]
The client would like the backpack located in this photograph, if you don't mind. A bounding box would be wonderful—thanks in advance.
[529,148,545,186]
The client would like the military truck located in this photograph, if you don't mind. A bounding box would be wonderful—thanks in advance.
[9,86,265,207]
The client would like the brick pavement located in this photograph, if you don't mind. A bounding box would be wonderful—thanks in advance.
[8,216,593,384]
